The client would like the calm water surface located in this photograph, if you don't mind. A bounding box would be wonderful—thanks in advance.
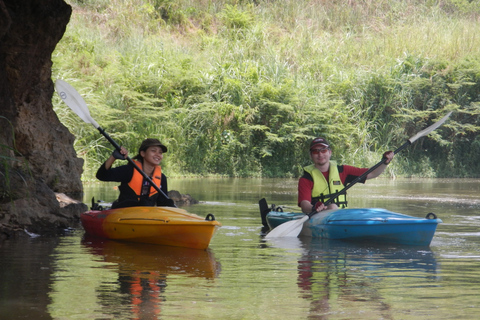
[1,178,480,319]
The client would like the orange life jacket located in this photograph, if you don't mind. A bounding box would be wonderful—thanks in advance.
[128,160,162,198]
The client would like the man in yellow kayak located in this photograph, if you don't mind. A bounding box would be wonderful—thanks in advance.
[96,138,176,208]
[298,137,394,213]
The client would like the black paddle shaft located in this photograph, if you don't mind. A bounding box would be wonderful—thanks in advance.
[308,141,411,218]
[96,126,175,204]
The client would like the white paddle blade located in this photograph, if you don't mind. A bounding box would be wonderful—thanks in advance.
[265,215,308,239]
[408,111,452,144]
[55,79,100,128]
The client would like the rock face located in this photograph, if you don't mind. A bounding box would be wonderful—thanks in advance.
[0,0,87,239]
[168,190,199,206]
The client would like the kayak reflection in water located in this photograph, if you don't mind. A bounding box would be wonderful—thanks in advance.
[81,237,219,319]
[298,137,394,213]
[96,138,176,209]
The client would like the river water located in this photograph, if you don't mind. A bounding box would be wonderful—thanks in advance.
[1,178,480,319]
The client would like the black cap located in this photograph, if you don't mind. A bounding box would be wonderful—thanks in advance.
[309,137,330,150]
[138,138,167,153]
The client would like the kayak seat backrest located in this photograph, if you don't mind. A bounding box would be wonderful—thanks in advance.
[258,198,270,228]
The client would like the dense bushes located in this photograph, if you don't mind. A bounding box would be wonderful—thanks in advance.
[52,0,480,179]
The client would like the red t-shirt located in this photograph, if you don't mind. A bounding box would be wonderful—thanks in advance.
[298,165,368,206]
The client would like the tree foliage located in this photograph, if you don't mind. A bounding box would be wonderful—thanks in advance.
[53,0,480,179]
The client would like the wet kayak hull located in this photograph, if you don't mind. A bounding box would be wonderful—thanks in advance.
[81,206,221,250]
[266,208,441,246]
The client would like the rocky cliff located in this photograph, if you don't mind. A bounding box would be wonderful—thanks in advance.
[0,0,87,239]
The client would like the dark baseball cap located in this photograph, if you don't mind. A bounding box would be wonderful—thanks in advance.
[138,138,167,153]
[310,137,330,150]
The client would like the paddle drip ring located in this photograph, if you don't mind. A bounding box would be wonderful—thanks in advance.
[275,207,283,212]
[205,213,216,221]
[426,212,437,219]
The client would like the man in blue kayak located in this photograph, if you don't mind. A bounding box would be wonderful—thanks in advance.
[298,137,394,213]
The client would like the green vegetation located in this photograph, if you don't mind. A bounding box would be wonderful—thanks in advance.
[52,0,480,179]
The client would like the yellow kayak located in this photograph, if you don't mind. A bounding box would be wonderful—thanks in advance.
[81,206,221,250]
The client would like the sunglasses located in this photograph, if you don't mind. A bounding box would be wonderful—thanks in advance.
[311,148,329,155]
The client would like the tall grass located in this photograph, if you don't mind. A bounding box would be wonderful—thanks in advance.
[52,0,480,179]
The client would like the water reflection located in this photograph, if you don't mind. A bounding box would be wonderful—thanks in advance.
[81,236,221,279]
[265,237,439,319]
[4,178,480,319]
[82,237,220,319]
[0,237,57,320]
[47,234,220,319]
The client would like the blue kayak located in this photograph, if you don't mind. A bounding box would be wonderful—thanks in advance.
[259,200,442,246]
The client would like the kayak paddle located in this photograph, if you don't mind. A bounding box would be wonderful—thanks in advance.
[55,79,176,206]
[265,111,453,238]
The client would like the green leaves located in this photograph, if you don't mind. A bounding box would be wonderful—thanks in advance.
[53,0,480,179]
